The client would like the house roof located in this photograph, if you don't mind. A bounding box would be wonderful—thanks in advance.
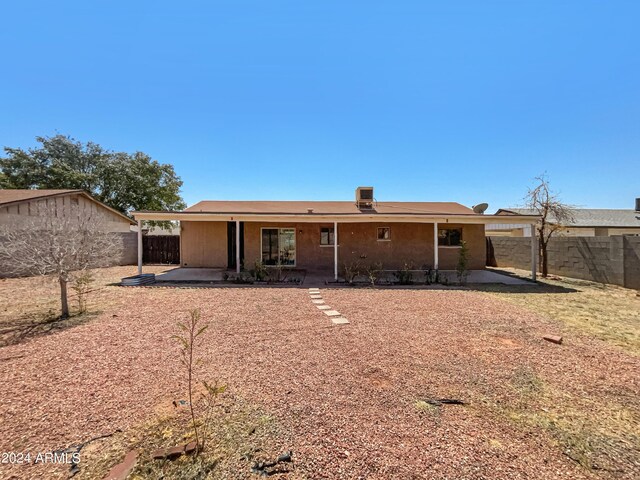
[185,200,476,216]
[0,189,83,206]
[497,208,640,228]
[134,199,540,225]
[0,189,135,225]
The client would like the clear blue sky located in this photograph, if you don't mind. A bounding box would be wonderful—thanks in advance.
[1,1,638,210]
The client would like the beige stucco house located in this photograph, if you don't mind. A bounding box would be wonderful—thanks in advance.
[0,189,137,268]
[487,201,640,237]
[0,189,135,231]
[134,187,540,279]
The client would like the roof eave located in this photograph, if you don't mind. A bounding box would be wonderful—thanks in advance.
[132,210,541,225]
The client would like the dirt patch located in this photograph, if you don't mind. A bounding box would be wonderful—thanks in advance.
[0,266,171,346]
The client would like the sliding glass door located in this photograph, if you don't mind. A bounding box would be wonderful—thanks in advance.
[261,228,296,266]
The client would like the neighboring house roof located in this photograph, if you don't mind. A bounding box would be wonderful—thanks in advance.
[0,189,83,206]
[0,189,135,225]
[496,208,640,228]
[185,201,476,216]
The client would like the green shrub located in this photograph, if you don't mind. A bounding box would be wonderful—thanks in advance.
[342,261,362,285]
[253,261,268,281]
[394,262,414,285]
[365,262,383,287]
[456,240,469,284]
[71,270,95,314]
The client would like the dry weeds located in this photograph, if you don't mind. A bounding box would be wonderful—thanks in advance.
[477,267,640,355]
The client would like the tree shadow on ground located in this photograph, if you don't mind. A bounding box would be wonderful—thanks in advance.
[467,283,578,295]
[0,311,101,348]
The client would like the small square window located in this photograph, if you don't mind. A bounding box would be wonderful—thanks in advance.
[438,228,462,246]
[320,227,334,245]
[377,227,390,241]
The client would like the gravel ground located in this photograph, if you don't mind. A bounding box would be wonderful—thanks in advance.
[0,278,638,479]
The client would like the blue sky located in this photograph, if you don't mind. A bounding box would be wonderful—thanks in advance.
[1,1,638,210]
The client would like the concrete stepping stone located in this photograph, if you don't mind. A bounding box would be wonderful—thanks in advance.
[308,288,320,293]
[332,317,350,325]
[323,310,341,317]
[311,299,325,304]
[317,305,331,310]
[310,295,322,299]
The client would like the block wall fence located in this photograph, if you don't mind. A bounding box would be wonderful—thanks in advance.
[487,236,640,290]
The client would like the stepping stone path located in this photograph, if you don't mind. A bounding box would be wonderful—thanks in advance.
[308,288,349,325]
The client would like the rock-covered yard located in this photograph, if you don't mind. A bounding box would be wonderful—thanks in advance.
[0,267,638,479]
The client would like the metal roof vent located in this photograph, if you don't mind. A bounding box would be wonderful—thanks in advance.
[636,198,640,212]
[356,187,374,209]
[307,208,314,214]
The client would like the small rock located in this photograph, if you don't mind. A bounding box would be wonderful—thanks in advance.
[277,450,292,463]
[543,335,563,345]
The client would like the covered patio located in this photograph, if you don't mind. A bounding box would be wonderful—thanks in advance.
[132,202,541,282]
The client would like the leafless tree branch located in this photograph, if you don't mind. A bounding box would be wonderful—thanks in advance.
[0,203,123,317]
[524,174,575,277]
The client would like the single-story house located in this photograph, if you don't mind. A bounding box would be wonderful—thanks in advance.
[133,187,540,279]
[487,199,640,237]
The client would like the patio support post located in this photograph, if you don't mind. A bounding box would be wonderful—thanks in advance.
[236,220,241,274]
[530,223,537,281]
[137,219,143,275]
[334,221,339,281]
[433,222,439,270]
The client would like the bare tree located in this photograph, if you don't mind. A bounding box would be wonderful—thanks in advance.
[0,204,123,318]
[525,175,575,278]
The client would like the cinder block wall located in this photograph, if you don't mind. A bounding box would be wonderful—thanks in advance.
[488,236,640,289]
[114,231,138,265]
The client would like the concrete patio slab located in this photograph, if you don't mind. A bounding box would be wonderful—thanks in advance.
[155,268,225,282]
[445,270,532,285]
[304,269,534,286]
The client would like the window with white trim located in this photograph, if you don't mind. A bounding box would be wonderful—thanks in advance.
[377,227,390,241]
[261,228,296,265]
[320,227,334,246]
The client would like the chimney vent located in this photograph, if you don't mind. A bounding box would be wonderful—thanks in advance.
[636,198,640,212]
[307,208,314,214]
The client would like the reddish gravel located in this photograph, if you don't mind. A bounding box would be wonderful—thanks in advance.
[1,284,638,479]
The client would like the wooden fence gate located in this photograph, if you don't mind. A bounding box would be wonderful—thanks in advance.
[143,236,180,264]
